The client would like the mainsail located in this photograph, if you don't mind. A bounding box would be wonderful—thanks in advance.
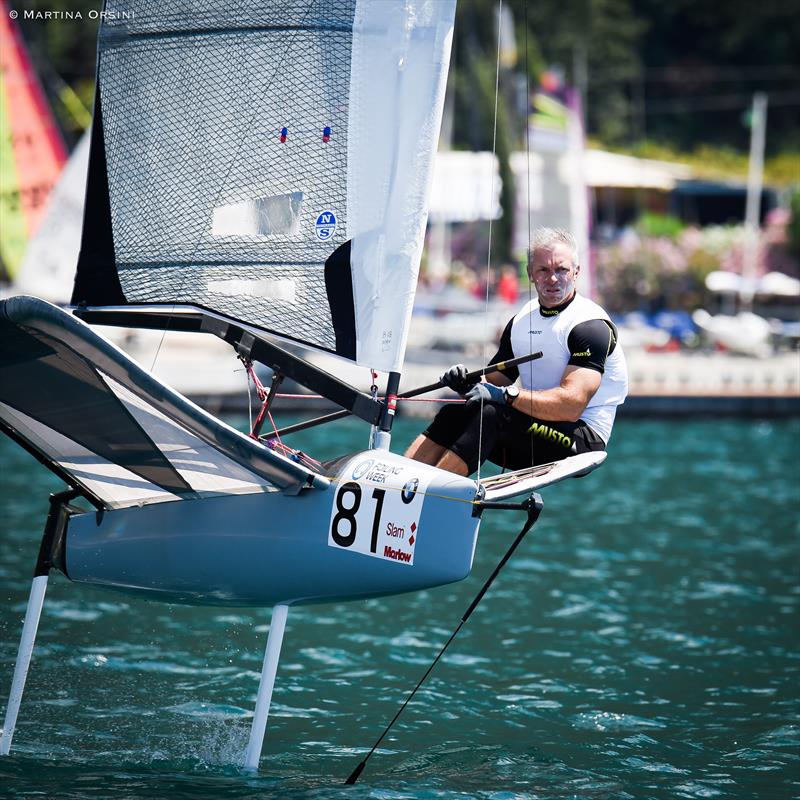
[73,0,455,373]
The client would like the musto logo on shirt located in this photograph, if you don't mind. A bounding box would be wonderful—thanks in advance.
[314,210,337,241]
[328,460,433,566]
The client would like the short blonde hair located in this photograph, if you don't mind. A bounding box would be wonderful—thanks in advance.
[529,228,579,267]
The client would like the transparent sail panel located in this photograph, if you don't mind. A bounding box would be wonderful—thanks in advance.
[93,1,356,352]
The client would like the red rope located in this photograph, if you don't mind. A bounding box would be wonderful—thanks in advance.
[245,363,267,401]
[269,393,464,403]
[267,408,283,449]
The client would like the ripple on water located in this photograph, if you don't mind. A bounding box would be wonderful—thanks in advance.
[571,712,667,732]
[167,702,251,719]
[623,756,688,774]
[754,724,800,748]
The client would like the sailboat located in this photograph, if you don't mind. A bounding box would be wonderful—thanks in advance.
[0,0,67,279]
[0,1,605,769]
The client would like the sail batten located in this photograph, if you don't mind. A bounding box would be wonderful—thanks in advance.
[73,0,455,373]
[110,23,356,42]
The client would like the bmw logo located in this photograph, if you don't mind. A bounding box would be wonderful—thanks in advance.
[401,477,419,504]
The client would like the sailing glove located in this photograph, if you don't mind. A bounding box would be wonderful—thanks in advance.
[440,364,478,395]
[465,382,505,407]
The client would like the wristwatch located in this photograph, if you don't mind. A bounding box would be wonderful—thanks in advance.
[503,385,520,406]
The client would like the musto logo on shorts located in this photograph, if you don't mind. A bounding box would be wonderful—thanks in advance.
[527,421,573,449]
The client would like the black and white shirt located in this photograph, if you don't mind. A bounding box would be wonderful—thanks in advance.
[490,293,628,442]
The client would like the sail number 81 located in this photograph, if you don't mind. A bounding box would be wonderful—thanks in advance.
[331,481,386,552]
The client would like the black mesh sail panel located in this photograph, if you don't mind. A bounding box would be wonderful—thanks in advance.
[74,0,357,356]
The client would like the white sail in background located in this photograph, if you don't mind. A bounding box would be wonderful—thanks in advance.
[15,131,90,302]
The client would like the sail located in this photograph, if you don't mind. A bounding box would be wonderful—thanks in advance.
[73,0,455,373]
[15,130,90,301]
[0,0,67,278]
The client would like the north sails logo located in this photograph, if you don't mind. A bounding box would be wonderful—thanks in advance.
[315,210,337,241]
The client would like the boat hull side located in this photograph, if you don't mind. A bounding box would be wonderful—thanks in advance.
[64,452,480,606]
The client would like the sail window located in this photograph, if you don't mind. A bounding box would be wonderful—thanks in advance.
[211,192,304,238]
[206,278,296,303]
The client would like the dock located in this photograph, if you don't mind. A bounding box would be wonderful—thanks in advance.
[184,349,799,420]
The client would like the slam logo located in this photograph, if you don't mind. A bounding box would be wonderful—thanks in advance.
[315,210,337,241]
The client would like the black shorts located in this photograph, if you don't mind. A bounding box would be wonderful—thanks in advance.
[423,401,605,474]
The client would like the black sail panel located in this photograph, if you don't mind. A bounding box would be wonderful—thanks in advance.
[72,80,125,306]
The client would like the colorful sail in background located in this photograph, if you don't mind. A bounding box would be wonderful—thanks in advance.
[0,0,66,279]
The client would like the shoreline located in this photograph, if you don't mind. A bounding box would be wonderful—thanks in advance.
[189,350,799,420]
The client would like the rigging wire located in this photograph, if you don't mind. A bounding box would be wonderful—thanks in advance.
[476,0,505,483]
[344,492,544,785]
[523,0,536,470]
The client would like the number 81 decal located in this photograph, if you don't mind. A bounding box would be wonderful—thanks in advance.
[328,470,427,565]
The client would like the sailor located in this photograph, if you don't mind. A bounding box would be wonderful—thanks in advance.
[406,227,628,475]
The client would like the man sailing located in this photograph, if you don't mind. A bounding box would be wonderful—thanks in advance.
[406,228,628,476]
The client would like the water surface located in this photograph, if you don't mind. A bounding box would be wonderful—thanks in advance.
[1,417,798,798]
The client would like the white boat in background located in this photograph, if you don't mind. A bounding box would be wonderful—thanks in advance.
[697,269,800,357]
[692,308,773,358]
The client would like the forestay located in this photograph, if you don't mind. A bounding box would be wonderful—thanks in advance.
[0,296,328,509]
[73,0,455,373]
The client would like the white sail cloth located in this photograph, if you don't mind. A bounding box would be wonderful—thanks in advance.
[347,0,455,371]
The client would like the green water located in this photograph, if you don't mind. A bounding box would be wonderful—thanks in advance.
[1,418,798,799]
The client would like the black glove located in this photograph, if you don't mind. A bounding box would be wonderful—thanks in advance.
[440,363,478,395]
[465,382,505,407]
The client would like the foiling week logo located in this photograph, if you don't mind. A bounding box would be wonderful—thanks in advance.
[352,459,374,480]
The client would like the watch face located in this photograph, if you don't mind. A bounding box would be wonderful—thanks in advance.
[505,385,519,404]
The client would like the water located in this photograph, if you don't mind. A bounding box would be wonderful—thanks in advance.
[1,417,798,799]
